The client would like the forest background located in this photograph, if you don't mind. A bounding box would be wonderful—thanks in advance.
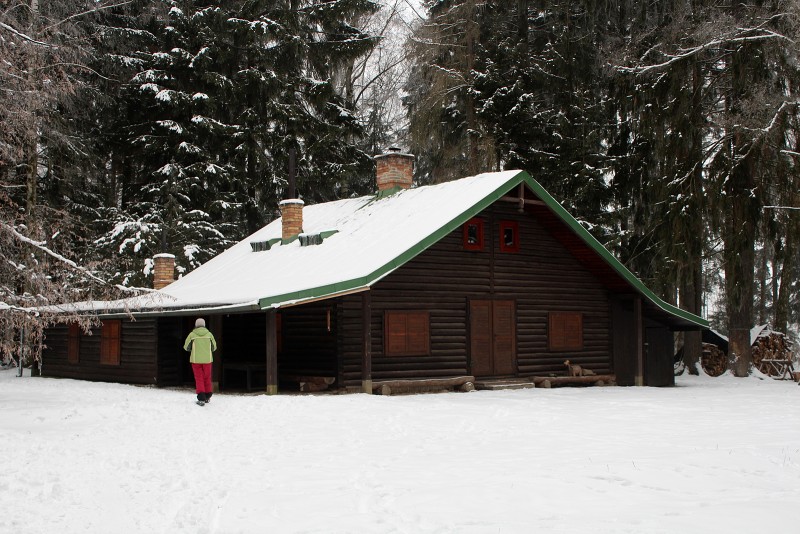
[1,0,798,375]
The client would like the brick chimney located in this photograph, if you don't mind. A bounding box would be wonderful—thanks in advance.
[153,253,175,289]
[280,199,304,240]
[375,147,414,192]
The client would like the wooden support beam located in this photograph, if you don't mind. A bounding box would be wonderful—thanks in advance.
[209,315,223,393]
[266,310,278,395]
[635,297,644,386]
[499,195,545,207]
[362,291,372,394]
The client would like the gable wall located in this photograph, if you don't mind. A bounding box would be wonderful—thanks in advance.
[338,200,612,386]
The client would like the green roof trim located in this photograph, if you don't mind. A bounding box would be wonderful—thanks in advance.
[281,234,300,246]
[258,171,707,328]
[375,185,403,199]
[319,229,339,239]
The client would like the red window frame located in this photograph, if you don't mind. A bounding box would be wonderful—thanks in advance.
[549,312,583,351]
[463,217,484,251]
[499,221,520,253]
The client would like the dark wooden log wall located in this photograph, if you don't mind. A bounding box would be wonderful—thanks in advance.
[156,317,184,387]
[280,302,337,376]
[611,297,637,386]
[338,201,614,388]
[222,313,267,365]
[41,319,159,385]
[644,322,675,387]
[220,306,336,383]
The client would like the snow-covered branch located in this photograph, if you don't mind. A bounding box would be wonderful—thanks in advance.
[617,28,792,75]
[41,1,135,33]
[0,21,57,48]
[0,222,152,295]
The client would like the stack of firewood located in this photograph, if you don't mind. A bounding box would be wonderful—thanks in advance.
[701,342,727,377]
[752,329,795,377]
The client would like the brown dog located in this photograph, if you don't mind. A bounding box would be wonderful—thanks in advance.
[564,360,596,377]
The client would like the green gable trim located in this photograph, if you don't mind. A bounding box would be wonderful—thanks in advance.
[258,171,707,328]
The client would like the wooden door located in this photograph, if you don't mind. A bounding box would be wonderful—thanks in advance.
[470,300,516,377]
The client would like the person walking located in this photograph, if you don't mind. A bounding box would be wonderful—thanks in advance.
[184,318,217,406]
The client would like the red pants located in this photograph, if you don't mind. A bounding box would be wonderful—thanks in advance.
[191,363,213,394]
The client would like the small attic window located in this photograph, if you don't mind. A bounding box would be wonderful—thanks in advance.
[463,218,484,251]
[499,221,520,253]
[299,233,323,246]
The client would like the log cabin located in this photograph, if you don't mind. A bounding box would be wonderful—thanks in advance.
[42,150,707,393]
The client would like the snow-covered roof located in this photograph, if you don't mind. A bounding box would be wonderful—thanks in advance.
[62,170,707,327]
[159,170,523,310]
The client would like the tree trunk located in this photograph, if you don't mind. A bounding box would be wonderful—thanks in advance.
[680,59,705,375]
[724,156,756,377]
[774,215,795,332]
[465,0,479,175]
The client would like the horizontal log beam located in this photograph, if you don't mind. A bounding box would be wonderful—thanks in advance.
[372,375,475,394]
[531,375,615,386]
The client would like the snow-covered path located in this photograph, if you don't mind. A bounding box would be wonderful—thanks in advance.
[1,370,798,533]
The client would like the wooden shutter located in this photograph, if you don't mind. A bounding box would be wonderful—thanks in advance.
[470,301,493,376]
[406,312,429,354]
[100,320,121,365]
[386,312,407,355]
[549,312,583,351]
[385,311,429,356]
[67,323,80,364]
[493,301,516,375]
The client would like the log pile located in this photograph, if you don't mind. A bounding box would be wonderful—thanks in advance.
[701,342,727,377]
[752,329,795,378]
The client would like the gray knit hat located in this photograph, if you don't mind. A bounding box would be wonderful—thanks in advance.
[195,318,205,328]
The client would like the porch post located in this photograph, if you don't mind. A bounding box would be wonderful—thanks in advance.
[634,296,644,386]
[266,310,278,395]
[362,291,372,394]
[209,315,223,393]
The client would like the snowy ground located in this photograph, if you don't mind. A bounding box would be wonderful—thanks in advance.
[1,369,798,534]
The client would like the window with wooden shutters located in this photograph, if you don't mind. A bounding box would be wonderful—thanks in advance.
[67,323,80,364]
[385,311,430,356]
[549,312,583,351]
[100,320,121,365]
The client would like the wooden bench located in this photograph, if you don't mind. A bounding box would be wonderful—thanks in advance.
[372,376,476,396]
[280,374,336,393]
[223,363,266,392]
[531,375,616,388]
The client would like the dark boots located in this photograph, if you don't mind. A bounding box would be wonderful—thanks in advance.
[196,392,213,402]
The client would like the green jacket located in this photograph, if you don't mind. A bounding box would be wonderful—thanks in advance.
[184,327,217,364]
